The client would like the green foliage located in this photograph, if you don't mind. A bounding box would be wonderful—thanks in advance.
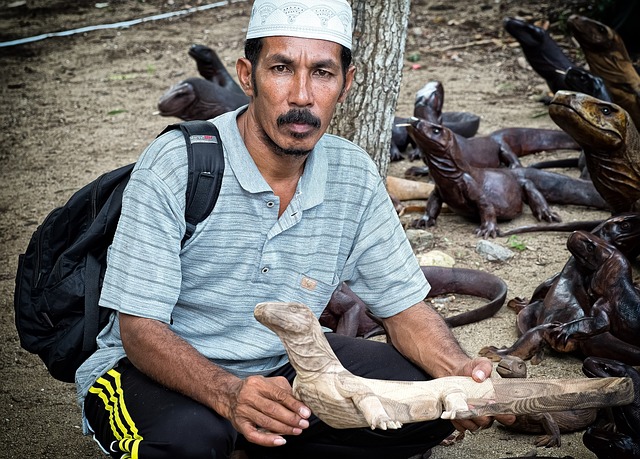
[107,109,128,116]
[531,110,549,119]
[108,73,137,81]
[507,235,527,251]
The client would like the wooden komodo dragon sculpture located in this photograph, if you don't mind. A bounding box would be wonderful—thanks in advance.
[392,81,480,162]
[582,357,640,459]
[496,356,598,448]
[405,84,582,177]
[480,214,640,366]
[320,265,508,338]
[567,15,640,129]
[552,230,640,352]
[507,212,640,319]
[503,17,612,103]
[549,90,640,213]
[406,119,608,238]
[157,44,248,121]
[254,301,634,430]
[412,81,481,139]
[494,89,640,237]
[503,17,573,95]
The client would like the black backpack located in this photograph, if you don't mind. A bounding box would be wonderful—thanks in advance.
[13,120,225,383]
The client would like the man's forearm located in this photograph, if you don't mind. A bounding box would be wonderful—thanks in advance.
[383,301,472,378]
[119,312,240,419]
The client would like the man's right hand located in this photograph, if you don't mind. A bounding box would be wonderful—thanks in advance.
[120,314,311,448]
[222,375,311,447]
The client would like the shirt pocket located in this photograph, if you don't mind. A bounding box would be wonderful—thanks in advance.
[291,272,340,313]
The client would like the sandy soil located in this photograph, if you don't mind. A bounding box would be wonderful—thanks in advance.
[0,1,632,458]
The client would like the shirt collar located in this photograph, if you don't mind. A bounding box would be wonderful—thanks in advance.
[216,105,327,211]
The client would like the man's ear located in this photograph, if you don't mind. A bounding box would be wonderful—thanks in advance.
[236,57,254,97]
[338,65,356,103]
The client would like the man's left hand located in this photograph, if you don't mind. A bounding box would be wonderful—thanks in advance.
[450,357,515,434]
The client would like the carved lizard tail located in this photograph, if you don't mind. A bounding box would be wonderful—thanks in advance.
[497,219,604,236]
[453,376,634,419]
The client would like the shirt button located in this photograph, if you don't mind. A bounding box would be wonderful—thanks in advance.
[261,267,269,274]
[266,201,275,208]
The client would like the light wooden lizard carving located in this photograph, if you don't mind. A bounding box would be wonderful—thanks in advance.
[254,301,634,430]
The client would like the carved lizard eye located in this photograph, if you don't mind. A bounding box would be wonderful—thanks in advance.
[432,127,441,135]
[600,106,611,115]
[586,241,595,252]
[621,222,630,230]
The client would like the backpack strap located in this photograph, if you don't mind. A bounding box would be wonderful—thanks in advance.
[83,252,102,351]
[85,123,222,358]
[159,120,225,246]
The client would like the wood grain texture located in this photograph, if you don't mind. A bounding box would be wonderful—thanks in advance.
[254,301,635,430]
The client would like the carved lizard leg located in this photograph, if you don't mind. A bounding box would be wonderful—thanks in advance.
[410,187,442,229]
[440,386,470,419]
[518,178,561,222]
[335,373,402,430]
[479,323,555,364]
[533,412,562,447]
[497,143,523,168]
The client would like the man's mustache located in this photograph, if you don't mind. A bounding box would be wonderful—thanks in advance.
[277,109,321,128]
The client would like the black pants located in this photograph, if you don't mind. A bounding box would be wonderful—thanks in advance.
[84,333,454,459]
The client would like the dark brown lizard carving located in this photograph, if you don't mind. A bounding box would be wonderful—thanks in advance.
[567,14,640,128]
[496,356,597,448]
[582,356,640,459]
[320,265,508,337]
[551,231,640,352]
[406,119,608,238]
[405,82,582,178]
[503,17,612,103]
[393,81,479,163]
[549,90,640,214]
[157,44,248,121]
[479,213,640,366]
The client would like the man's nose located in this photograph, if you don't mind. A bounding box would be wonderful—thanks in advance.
[289,72,313,107]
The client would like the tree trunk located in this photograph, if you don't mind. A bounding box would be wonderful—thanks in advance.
[329,0,410,180]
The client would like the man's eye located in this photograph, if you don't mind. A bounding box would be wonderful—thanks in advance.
[274,65,288,72]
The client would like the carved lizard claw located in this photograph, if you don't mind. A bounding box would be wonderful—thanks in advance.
[410,215,435,229]
[374,419,403,430]
[440,388,470,419]
[475,221,498,239]
[478,345,508,361]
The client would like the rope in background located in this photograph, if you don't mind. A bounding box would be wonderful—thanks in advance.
[0,0,248,48]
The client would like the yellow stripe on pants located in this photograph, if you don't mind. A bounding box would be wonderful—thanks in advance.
[88,368,143,458]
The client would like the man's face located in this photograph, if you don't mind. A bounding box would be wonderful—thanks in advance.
[244,36,354,156]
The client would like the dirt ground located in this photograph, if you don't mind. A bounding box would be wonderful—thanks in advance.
[0,0,633,458]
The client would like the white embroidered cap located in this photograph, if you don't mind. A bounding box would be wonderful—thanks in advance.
[246,0,353,50]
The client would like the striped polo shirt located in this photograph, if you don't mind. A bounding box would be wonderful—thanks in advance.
[76,106,430,406]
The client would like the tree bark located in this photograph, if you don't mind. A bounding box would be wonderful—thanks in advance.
[329,0,411,179]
